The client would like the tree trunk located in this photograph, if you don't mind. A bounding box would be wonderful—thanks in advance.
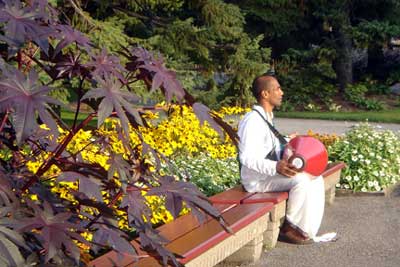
[332,3,353,92]
[367,44,385,80]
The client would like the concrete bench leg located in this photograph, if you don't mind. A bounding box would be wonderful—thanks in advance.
[324,171,341,205]
[263,201,286,249]
[219,234,263,266]
[211,213,270,267]
[325,186,336,205]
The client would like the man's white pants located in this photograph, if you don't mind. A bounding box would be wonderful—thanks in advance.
[260,173,325,238]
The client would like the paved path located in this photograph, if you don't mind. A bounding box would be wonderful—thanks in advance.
[240,190,400,267]
[274,118,400,135]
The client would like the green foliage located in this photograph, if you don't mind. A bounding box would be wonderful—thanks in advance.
[386,68,400,85]
[345,83,384,111]
[344,83,368,103]
[328,123,400,192]
[352,20,400,48]
[163,154,240,196]
[277,47,337,110]
[231,0,304,39]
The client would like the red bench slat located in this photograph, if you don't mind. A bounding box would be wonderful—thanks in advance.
[321,161,346,177]
[156,203,236,243]
[242,191,288,204]
[89,240,145,267]
[209,185,255,204]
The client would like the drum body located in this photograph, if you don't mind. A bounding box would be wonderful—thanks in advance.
[282,136,328,176]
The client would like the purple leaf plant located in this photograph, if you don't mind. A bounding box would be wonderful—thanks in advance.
[0,0,235,266]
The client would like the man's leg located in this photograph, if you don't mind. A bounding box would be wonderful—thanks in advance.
[261,173,325,239]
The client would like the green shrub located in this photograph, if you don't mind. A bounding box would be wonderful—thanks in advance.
[344,83,368,104]
[345,83,384,110]
[328,123,400,192]
[163,154,240,196]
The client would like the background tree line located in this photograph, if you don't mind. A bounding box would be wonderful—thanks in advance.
[54,0,400,110]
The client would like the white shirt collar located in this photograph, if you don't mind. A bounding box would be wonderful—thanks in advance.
[253,105,274,124]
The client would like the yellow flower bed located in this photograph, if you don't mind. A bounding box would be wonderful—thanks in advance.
[21,105,240,234]
[307,129,342,148]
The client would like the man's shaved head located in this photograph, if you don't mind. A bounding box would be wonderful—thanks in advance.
[251,75,278,101]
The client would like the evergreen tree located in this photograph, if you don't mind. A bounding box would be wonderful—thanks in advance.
[56,0,271,107]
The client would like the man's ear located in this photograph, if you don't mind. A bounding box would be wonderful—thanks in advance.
[261,89,269,99]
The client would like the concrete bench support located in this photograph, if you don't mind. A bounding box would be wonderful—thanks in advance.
[263,201,286,249]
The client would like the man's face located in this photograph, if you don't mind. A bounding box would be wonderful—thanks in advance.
[265,79,283,108]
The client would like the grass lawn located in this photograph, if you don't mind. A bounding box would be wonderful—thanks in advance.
[275,108,400,124]
[61,110,97,127]
[61,108,400,128]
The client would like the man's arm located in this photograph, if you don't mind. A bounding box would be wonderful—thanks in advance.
[238,115,279,176]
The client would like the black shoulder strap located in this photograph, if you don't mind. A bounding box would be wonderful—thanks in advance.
[252,109,288,145]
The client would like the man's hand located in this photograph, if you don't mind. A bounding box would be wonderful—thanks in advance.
[288,132,298,139]
[276,159,299,177]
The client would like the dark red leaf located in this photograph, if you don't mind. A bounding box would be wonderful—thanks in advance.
[0,0,55,55]
[81,77,142,135]
[0,67,63,143]
[15,200,87,263]
[57,171,103,202]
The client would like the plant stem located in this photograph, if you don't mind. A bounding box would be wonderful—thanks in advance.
[21,112,97,192]
[72,77,85,130]
[0,111,9,133]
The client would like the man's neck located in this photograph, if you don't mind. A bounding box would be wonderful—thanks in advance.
[258,101,274,114]
[256,102,274,122]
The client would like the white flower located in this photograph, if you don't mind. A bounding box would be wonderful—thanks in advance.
[346,176,352,181]
[344,184,350,189]
[377,155,382,160]
[365,159,371,165]
[357,169,364,174]
[368,181,374,187]
[361,187,367,192]
[372,171,379,177]
[374,185,381,191]
[354,175,360,181]
[352,155,358,161]
[358,154,364,159]
[336,183,341,188]
[373,180,379,186]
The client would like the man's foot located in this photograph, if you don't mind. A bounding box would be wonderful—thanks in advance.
[279,221,314,245]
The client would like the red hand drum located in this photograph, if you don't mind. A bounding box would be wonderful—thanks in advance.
[282,136,328,176]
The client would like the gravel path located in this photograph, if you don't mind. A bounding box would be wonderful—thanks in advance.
[241,190,400,267]
[274,118,400,135]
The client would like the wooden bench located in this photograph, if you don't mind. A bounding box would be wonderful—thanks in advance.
[89,202,275,267]
[89,162,345,267]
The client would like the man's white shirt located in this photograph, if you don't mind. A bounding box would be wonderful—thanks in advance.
[237,105,284,192]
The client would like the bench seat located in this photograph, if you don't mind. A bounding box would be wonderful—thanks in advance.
[136,202,274,267]
[89,203,234,267]
[89,161,346,267]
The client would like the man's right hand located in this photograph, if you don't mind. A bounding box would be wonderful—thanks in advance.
[276,159,299,177]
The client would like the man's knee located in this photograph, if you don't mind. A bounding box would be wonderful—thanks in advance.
[291,173,312,188]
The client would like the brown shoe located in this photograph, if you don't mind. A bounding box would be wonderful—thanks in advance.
[279,221,314,245]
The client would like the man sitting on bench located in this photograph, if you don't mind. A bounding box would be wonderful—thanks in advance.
[237,73,337,244]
